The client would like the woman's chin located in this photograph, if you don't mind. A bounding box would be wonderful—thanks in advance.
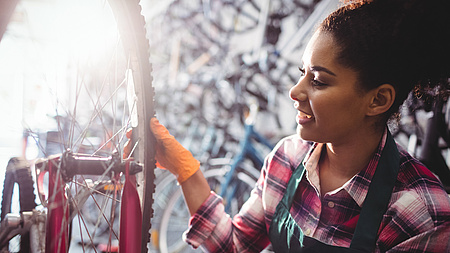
[297,125,326,143]
[297,125,313,141]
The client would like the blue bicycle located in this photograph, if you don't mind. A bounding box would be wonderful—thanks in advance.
[155,101,275,253]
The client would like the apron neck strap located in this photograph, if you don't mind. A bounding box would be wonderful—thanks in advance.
[282,161,307,210]
[349,130,400,251]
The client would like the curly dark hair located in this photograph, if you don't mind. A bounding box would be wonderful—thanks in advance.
[319,0,450,119]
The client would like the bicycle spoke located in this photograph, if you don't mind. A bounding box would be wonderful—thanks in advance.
[1,0,154,251]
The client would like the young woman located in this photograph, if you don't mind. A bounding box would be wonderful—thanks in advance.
[142,0,450,251]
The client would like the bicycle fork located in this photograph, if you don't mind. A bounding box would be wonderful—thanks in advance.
[36,151,143,252]
[119,161,142,252]
[46,160,70,252]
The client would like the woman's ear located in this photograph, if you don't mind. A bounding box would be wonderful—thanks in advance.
[366,84,396,116]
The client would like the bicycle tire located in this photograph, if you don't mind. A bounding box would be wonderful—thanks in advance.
[0,157,37,253]
[4,0,155,251]
[108,0,157,250]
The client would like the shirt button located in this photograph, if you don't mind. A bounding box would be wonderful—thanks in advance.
[305,228,312,236]
[328,201,335,208]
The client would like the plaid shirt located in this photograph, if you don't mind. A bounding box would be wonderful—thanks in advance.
[185,131,450,252]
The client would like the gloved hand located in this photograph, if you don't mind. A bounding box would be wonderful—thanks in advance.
[123,118,200,183]
[150,118,200,183]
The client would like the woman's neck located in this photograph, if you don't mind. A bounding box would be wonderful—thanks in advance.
[318,128,384,196]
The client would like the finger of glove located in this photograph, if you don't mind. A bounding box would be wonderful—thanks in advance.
[150,118,192,167]
[123,139,132,159]
[150,117,200,182]
[126,128,132,139]
[150,118,172,140]
[154,136,199,177]
[158,137,197,168]
[154,144,175,173]
[154,140,191,173]
[160,146,200,183]
[155,160,165,170]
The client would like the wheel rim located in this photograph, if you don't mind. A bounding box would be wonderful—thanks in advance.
[7,0,154,251]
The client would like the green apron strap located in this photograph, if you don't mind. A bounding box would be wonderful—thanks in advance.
[269,162,307,252]
[349,131,400,251]
[284,163,307,208]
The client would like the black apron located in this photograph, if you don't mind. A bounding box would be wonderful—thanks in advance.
[269,131,400,253]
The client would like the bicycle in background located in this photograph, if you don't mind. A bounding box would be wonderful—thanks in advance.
[154,100,275,253]
[391,91,450,193]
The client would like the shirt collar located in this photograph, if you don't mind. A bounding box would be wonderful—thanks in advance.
[302,128,388,206]
[347,128,387,207]
[303,142,323,195]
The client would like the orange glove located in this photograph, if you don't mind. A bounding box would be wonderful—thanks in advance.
[150,118,200,183]
[123,118,200,182]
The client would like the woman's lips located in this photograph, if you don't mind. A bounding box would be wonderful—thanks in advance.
[293,102,314,124]
[296,110,314,124]
[299,110,312,119]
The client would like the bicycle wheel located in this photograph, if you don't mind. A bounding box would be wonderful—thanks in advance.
[6,0,155,251]
[158,166,258,253]
[0,157,37,253]
[78,181,121,239]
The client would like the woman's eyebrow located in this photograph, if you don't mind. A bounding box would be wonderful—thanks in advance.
[310,65,336,76]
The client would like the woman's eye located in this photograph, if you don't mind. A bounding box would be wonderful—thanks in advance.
[298,67,327,87]
[311,79,326,87]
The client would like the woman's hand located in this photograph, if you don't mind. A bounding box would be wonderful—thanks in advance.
[123,118,200,183]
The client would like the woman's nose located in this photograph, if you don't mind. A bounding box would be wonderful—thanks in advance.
[289,79,307,102]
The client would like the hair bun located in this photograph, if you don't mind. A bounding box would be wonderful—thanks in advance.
[322,0,450,117]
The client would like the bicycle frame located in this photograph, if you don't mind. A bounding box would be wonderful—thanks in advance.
[417,95,450,192]
[219,103,274,212]
[35,152,144,252]
[46,159,69,252]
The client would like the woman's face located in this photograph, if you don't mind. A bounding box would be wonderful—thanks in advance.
[289,31,373,145]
